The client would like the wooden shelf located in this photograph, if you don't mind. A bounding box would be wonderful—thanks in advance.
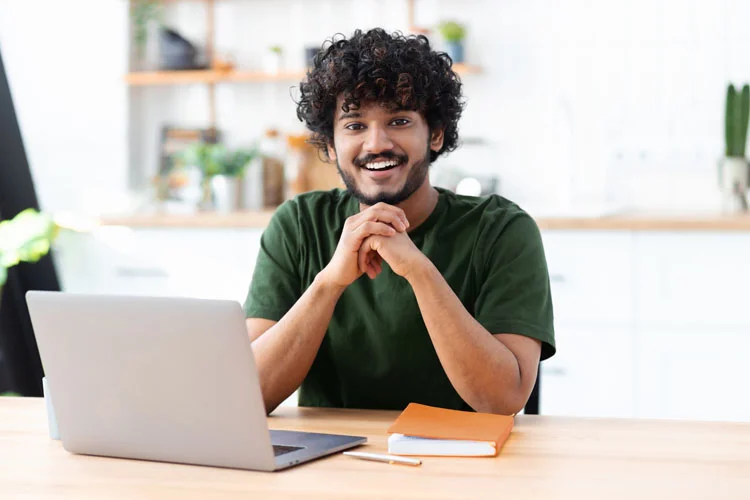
[125,69,306,86]
[453,63,482,75]
[98,210,276,228]
[97,211,750,231]
[125,64,481,87]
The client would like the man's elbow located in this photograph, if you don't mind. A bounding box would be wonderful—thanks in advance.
[470,389,529,415]
[265,405,278,416]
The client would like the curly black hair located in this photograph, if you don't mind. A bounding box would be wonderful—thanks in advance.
[296,28,465,163]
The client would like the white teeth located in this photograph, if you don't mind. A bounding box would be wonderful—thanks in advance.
[365,160,399,170]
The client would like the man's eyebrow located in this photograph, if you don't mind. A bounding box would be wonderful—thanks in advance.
[337,108,414,121]
[338,111,361,121]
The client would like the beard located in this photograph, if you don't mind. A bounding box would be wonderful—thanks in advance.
[336,142,432,206]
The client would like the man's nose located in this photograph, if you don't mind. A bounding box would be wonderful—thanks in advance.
[363,125,394,153]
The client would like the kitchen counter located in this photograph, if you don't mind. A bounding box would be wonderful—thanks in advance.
[96,211,750,231]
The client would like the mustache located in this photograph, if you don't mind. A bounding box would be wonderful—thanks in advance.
[353,152,408,167]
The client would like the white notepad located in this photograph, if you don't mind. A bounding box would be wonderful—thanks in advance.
[387,433,497,457]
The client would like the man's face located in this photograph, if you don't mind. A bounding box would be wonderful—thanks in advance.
[327,98,444,206]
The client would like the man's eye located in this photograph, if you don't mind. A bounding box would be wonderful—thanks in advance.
[391,118,410,126]
[345,123,364,131]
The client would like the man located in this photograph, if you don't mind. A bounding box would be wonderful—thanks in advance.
[244,28,555,415]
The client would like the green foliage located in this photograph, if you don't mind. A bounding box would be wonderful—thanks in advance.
[221,149,258,177]
[131,0,162,58]
[725,83,750,158]
[437,21,466,43]
[269,45,283,54]
[181,143,259,178]
[0,209,58,288]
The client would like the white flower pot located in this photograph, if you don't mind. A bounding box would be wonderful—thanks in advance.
[718,157,750,213]
[211,175,241,213]
[263,53,282,74]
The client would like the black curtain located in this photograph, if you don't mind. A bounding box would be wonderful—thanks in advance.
[0,43,61,396]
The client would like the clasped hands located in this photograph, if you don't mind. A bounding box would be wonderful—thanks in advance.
[321,202,427,289]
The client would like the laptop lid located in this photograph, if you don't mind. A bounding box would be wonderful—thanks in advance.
[26,291,277,471]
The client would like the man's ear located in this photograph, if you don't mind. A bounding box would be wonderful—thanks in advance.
[326,141,337,162]
[430,128,445,153]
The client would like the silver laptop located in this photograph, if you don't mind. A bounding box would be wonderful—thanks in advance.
[26,291,366,471]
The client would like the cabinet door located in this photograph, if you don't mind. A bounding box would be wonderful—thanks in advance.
[636,327,750,422]
[129,228,263,301]
[54,228,263,302]
[540,324,635,418]
[541,231,634,324]
[634,232,750,328]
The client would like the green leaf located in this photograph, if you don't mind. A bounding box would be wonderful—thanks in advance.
[0,209,57,270]
[740,84,750,157]
[437,21,466,42]
[182,142,259,178]
[726,84,737,156]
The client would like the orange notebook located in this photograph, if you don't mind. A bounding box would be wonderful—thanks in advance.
[386,403,514,457]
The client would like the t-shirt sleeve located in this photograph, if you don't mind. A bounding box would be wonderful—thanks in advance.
[474,214,556,360]
[243,200,302,321]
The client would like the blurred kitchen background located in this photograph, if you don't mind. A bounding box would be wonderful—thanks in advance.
[1,0,749,421]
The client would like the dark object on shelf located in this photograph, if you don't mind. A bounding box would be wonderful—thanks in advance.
[159,27,202,70]
[0,46,61,397]
[304,46,320,68]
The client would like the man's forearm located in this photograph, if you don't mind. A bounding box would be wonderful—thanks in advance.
[251,271,344,413]
[405,260,526,414]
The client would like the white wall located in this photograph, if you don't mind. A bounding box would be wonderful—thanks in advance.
[0,0,129,214]
[3,0,750,214]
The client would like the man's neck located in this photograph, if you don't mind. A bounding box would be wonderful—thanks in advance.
[359,180,439,232]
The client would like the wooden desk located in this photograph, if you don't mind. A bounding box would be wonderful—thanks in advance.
[2,398,749,499]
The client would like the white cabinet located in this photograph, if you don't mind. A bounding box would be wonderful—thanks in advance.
[540,230,636,418]
[542,231,634,324]
[541,324,635,418]
[541,228,750,422]
[636,327,750,422]
[631,232,750,422]
[633,232,750,328]
[54,228,263,303]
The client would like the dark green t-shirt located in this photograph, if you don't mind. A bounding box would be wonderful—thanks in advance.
[244,187,555,411]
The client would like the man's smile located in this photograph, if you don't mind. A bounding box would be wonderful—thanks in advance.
[362,159,401,171]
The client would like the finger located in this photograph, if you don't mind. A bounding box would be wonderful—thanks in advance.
[348,205,409,232]
[358,240,374,274]
[352,221,396,245]
[368,252,382,273]
[367,252,383,278]
[363,245,384,278]
[362,250,374,279]
[363,205,409,231]
[367,261,378,279]
[371,258,383,276]
[358,235,384,274]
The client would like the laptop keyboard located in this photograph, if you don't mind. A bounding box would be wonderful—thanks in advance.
[273,444,304,457]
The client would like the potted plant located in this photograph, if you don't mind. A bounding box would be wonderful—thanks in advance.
[437,21,466,64]
[182,142,226,210]
[264,45,284,74]
[182,143,257,212]
[720,83,750,213]
[0,209,58,397]
[130,0,162,70]
[212,147,258,213]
